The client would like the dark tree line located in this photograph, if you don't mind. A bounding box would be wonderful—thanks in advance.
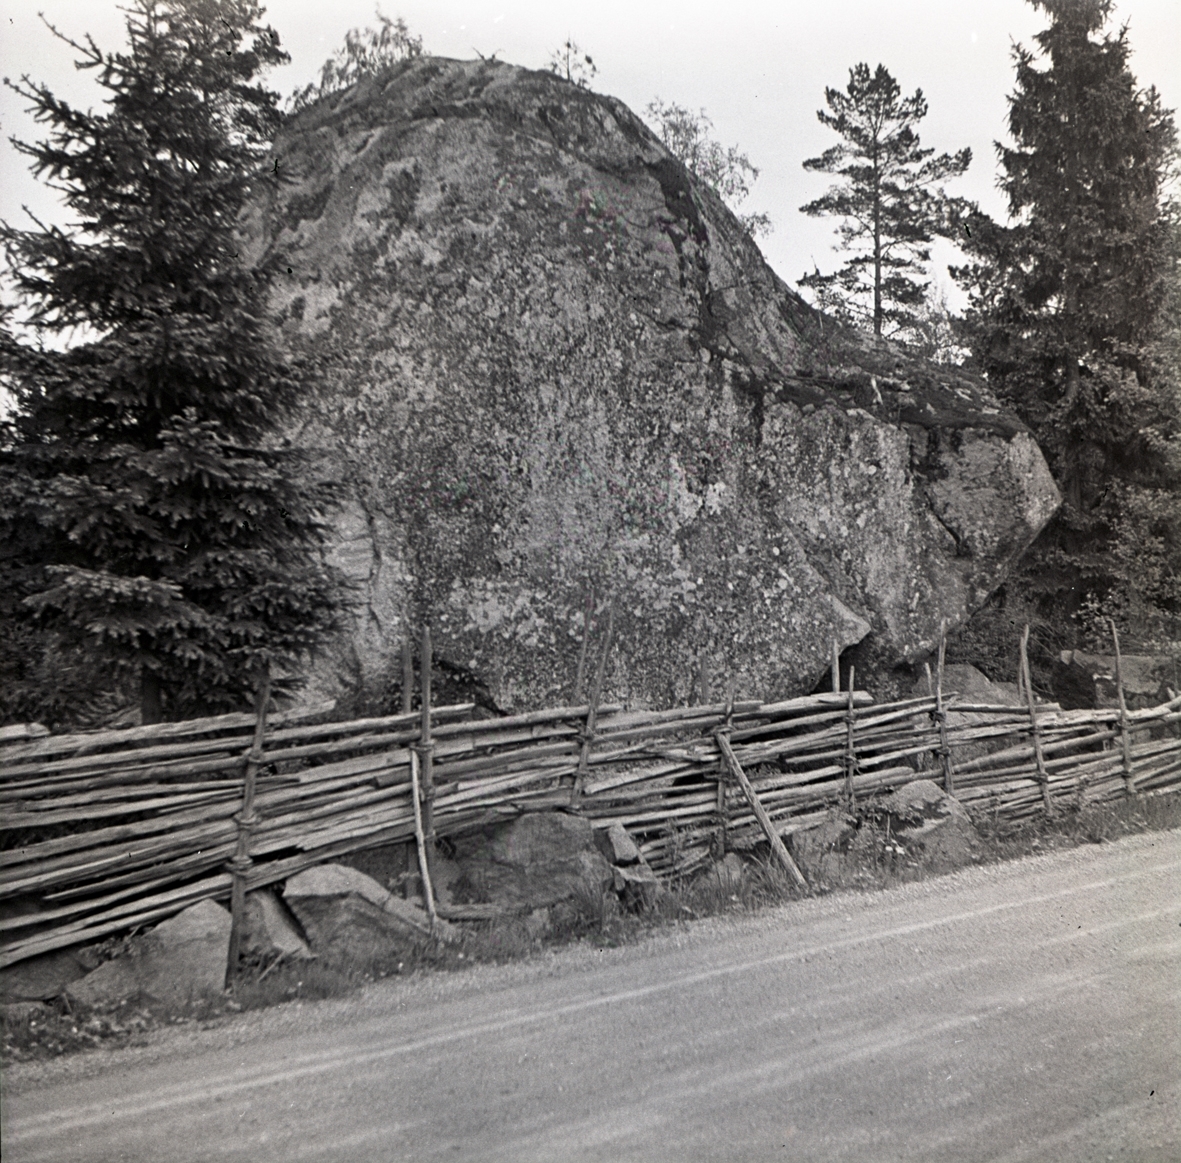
[0,0,347,726]
[803,1,1178,653]
[953,0,1180,649]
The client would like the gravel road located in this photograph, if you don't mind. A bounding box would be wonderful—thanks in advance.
[3,830,1178,1162]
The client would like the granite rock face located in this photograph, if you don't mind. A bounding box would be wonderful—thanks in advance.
[243,57,1060,709]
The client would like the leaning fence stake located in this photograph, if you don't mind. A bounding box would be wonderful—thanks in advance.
[715,731,807,888]
[1109,619,1138,797]
[226,667,271,990]
[831,639,840,695]
[1020,624,1052,814]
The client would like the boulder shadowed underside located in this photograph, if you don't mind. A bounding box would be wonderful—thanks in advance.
[243,57,1060,709]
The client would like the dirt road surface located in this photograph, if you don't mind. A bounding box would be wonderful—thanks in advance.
[3,831,1179,1162]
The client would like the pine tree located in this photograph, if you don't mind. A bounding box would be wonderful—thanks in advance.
[953,0,1180,647]
[0,0,346,725]
[548,38,598,90]
[799,63,972,337]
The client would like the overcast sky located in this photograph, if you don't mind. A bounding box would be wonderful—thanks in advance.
[2,0,1178,308]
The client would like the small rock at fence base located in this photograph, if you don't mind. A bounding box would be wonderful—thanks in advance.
[284,864,395,911]
[241,890,311,959]
[284,891,455,967]
[524,908,552,939]
[67,900,232,1009]
[283,863,457,962]
[595,821,642,866]
[2,1000,48,1022]
[788,811,859,885]
[612,861,662,911]
[877,780,981,871]
[0,945,92,1003]
[703,852,746,890]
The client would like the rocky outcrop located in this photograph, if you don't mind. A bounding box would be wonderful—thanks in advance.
[243,57,1060,709]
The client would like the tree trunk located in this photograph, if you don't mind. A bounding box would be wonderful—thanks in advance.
[141,668,163,725]
[873,152,882,336]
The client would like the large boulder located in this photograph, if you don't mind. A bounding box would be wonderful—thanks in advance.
[242,57,1059,708]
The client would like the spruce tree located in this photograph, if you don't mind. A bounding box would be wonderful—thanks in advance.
[953,0,1180,647]
[0,0,346,725]
[799,63,972,337]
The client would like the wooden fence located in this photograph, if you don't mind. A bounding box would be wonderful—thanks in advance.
[2,633,1178,970]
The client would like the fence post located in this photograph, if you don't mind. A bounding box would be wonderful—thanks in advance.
[409,750,438,930]
[225,667,270,990]
[401,635,414,714]
[934,623,955,794]
[573,600,613,803]
[1109,620,1138,797]
[844,665,858,806]
[417,625,438,883]
[1020,624,1052,814]
[831,639,840,694]
[573,589,594,705]
[699,649,711,707]
[714,756,729,858]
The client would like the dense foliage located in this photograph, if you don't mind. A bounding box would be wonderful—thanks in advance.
[953,0,1180,650]
[645,99,772,239]
[799,62,972,337]
[0,0,347,725]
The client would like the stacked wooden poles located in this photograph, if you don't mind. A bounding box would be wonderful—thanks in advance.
[225,668,271,988]
[1109,620,1138,797]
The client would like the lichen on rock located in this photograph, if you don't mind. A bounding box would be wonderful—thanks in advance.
[241,57,1060,709]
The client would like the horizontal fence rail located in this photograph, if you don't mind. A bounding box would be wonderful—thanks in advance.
[2,677,1179,969]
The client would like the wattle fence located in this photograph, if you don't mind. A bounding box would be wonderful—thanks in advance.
[2,649,1179,970]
